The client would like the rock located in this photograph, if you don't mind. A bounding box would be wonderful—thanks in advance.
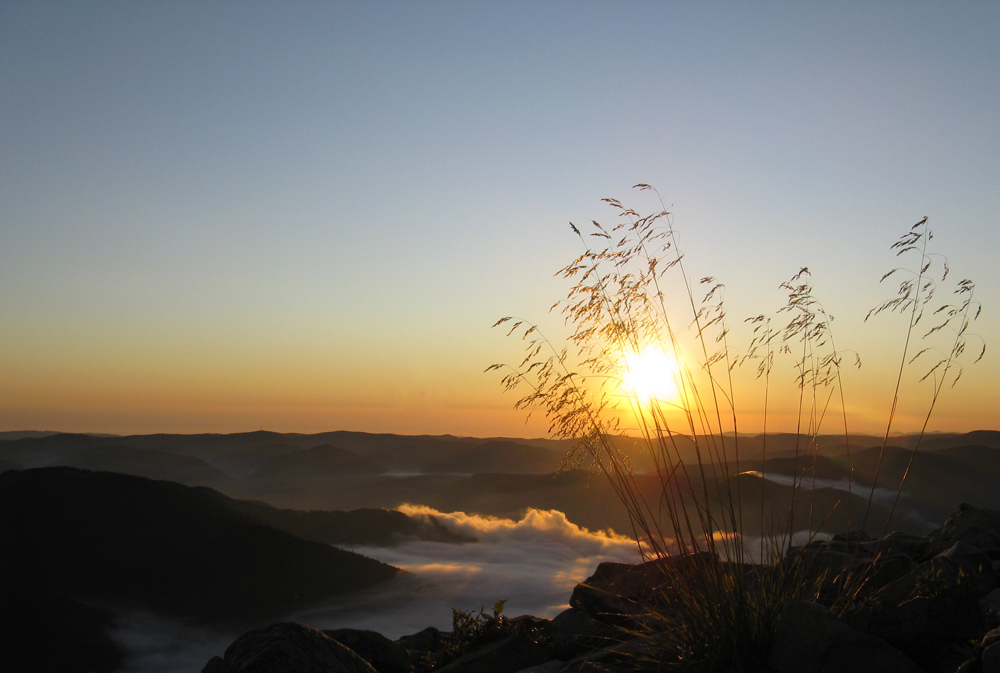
[548,608,620,659]
[570,553,716,623]
[513,662,565,673]
[201,656,228,673]
[869,552,918,586]
[866,531,928,560]
[222,622,377,673]
[984,588,1000,612]
[986,642,1000,673]
[877,542,996,613]
[832,530,875,543]
[558,661,632,672]
[569,561,643,619]
[435,632,550,673]
[767,601,923,673]
[925,505,1000,559]
[937,542,998,594]
[324,628,410,673]
[395,625,445,659]
[860,541,995,668]
[559,637,654,672]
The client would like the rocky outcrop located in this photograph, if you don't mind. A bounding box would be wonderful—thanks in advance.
[204,504,1000,673]
[767,601,924,672]
[207,622,377,673]
[323,629,411,673]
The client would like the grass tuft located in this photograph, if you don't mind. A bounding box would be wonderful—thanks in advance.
[490,185,984,671]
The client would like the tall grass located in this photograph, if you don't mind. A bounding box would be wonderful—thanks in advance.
[489,185,983,671]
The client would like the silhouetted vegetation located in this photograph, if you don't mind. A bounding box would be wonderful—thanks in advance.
[492,186,985,671]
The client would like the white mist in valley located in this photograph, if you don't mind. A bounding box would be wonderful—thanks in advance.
[752,472,936,530]
[293,505,641,636]
[113,506,641,673]
[113,488,914,673]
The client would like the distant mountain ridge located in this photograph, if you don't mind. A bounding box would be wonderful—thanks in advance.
[1,430,997,536]
[5,429,995,482]
[0,430,567,481]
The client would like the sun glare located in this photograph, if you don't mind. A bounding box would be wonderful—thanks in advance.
[622,347,680,403]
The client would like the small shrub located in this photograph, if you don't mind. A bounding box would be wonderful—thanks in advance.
[417,600,547,671]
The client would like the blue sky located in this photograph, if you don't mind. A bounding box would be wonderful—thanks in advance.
[2,2,998,436]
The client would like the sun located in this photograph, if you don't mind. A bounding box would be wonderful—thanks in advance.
[621,346,680,403]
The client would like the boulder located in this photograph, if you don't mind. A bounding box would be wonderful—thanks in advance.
[395,625,445,659]
[513,662,565,673]
[981,629,1000,673]
[221,622,377,673]
[767,601,923,673]
[324,628,411,673]
[201,657,227,673]
[569,553,717,623]
[434,632,550,673]
[556,660,634,672]
[548,608,620,659]
[924,504,1000,559]
[984,588,1000,612]
[559,637,656,672]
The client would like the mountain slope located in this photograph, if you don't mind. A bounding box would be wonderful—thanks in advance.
[0,467,401,620]
[249,443,387,479]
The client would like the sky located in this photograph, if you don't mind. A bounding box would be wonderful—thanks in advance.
[2,2,998,437]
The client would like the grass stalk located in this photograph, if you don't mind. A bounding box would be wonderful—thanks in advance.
[491,188,983,671]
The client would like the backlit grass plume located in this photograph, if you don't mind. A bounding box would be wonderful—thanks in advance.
[489,185,983,671]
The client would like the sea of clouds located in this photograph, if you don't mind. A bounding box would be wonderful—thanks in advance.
[112,506,642,673]
[110,476,917,672]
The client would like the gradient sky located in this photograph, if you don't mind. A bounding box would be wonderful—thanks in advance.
[2,2,998,437]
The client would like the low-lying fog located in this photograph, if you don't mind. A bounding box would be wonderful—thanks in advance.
[112,506,641,673]
[109,474,939,672]
[754,472,936,530]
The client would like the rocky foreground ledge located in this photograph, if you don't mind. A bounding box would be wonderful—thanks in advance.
[202,505,1000,673]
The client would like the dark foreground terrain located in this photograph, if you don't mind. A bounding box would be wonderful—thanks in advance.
[203,506,1000,673]
[3,429,999,535]
[2,430,1000,672]
[0,467,445,672]
[202,504,1000,673]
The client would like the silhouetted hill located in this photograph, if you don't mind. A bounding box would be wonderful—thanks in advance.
[287,432,564,474]
[426,439,561,473]
[0,430,63,440]
[0,432,111,468]
[917,430,1000,450]
[933,444,1000,475]
[250,443,388,479]
[208,441,305,476]
[1,579,125,673]
[66,443,231,484]
[754,454,854,482]
[2,430,997,540]
[0,431,568,481]
[0,467,401,621]
[0,436,234,489]
[218,500,476,546]
[735,443,1000,528]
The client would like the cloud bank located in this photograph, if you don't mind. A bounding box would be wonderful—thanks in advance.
[294,506,641,637]
[115,506,641,672]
